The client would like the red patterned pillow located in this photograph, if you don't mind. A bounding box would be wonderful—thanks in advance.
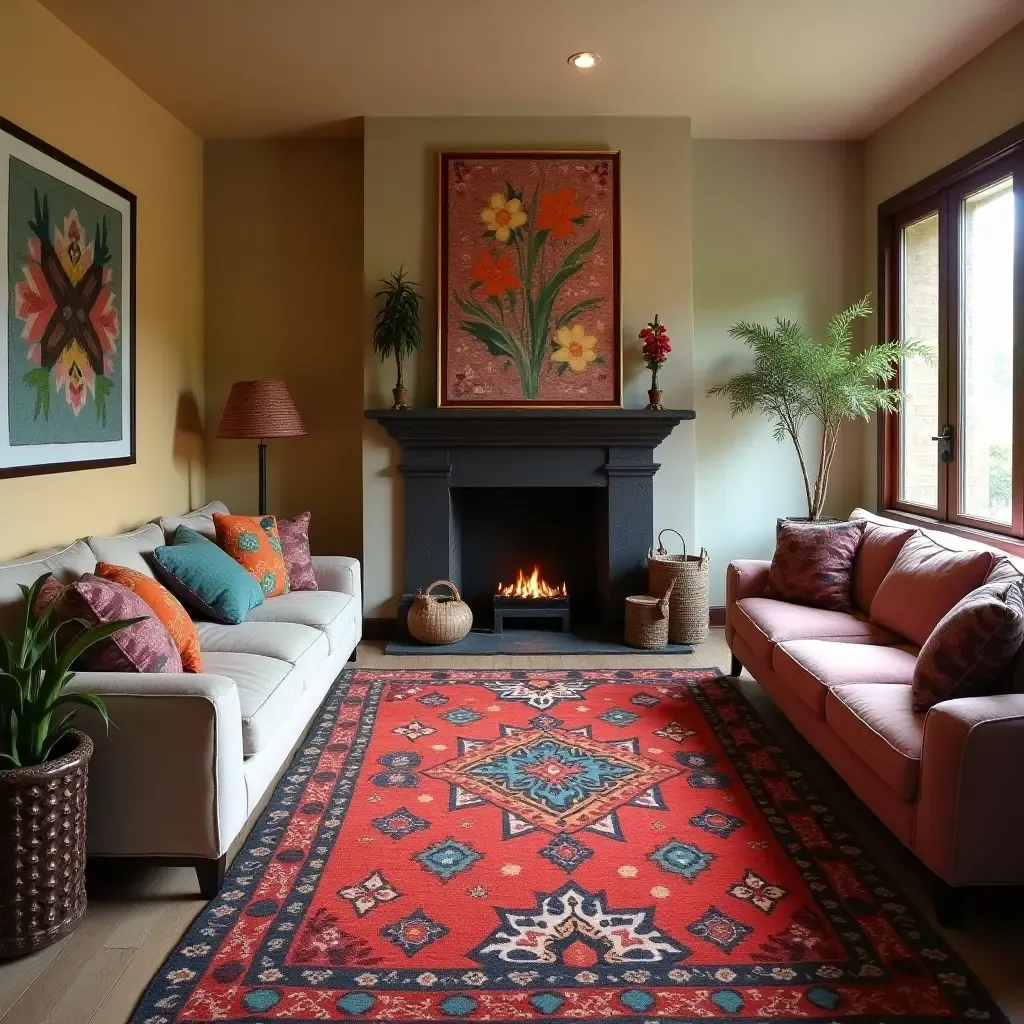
[767,519,865,612]
[278,511,317,592]
[912,579,1024,711]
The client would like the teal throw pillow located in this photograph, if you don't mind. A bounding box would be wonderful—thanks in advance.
[153,526,265,624]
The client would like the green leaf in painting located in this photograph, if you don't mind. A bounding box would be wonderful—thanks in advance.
[23,368,50,420]
[459,319,518,360]
[95,376,114,427]
[592,356,606,365]
[555,362,569,375]
[554,296,604,331]
[562,230,601,269]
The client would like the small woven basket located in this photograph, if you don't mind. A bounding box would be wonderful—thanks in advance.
[624,581,675,650]
[648,528,710,644]
[407,580,473,645]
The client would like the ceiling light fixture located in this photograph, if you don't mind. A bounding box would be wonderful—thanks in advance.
[568,52,600,70]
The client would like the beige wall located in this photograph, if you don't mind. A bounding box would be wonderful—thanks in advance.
[203,140,364,558]
[362,117,695,617]
[694,140,865,604]
[863,20,1024,503]
[0,0,204,559]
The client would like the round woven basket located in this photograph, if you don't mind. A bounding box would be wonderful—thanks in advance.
[0,731,92,959]
[624,581,675,650]
[407,580,473,645]
[648,528,710,644]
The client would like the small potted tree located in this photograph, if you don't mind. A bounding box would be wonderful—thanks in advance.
[707,295,930,524]
[0,575,139,958]
[373,268,423,410]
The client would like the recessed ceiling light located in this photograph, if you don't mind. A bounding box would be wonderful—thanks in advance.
[568,52,600,70]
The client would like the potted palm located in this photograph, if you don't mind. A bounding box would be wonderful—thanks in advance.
[707,295,930,523]
[0,575,139,958]
[373,268,423,410]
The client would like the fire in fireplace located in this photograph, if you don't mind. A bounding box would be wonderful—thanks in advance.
[496,566,568,600]
[494,566,570,633]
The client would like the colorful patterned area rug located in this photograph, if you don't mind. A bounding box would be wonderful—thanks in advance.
[133,669,1007,1023]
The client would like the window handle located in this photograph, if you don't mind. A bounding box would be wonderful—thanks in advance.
[931,425,954,464]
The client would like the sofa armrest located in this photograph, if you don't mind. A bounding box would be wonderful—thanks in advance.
[916,693,1024,885]
[312,555,362,640]
[726,560,771,645]
[65,672,247,860]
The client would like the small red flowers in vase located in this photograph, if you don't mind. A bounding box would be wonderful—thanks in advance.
[640,315,671,410]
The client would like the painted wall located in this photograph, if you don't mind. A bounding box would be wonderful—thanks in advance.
[203,139,364,558]
[0,0,204,559]
[863,20,1024,502]
[693,140,865,604]
[362,117,695,617]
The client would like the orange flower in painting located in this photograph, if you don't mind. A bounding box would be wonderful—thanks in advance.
[471,251,522,296]
[536,187,583,240]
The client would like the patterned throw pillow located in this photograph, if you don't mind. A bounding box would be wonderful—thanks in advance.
[96,563,202,672]
[912,579,1024,711]
[278,511,317,592]
[213,513,289,598]
[48,573,183,674]
[767,519,866,612]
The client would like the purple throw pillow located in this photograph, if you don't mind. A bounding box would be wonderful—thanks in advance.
[51,573,183,674]
[912,578,1024,711]
[278,511,317,592]
[767,519,866,612]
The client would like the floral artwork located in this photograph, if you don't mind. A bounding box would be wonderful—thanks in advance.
[2,117,135,477]
[439,152,620,407]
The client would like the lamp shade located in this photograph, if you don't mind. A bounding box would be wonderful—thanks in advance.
[217,380,306,439]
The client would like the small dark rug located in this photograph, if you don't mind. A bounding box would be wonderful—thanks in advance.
[385,629,694,656]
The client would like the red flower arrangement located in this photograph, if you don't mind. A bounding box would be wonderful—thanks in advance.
[639,315,671,408]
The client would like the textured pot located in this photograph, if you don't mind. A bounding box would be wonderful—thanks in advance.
[776,515,843,538]
[392,387,409,410]
[0,731,92,959]
[645,388,663,411]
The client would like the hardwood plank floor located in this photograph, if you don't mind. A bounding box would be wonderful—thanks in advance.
[1,631,1021,1023]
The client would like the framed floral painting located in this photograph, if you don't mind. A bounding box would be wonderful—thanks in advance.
[1,117,135,479]
[439,151,620,407]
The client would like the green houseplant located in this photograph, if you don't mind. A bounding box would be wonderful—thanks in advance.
[707,295,930,521]
[373,268,423,410]
[0,574,140,958]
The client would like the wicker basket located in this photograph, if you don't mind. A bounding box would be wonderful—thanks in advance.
[0,731,92,959]
[624,581,675,650]
[407,580,473,645]
[648,528,710,644]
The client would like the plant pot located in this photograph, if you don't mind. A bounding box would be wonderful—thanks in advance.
[392,387,409,410]
[0,731,92,959]
[776,515,844,537]
[645,388,663,411]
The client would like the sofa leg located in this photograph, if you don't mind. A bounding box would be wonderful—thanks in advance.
[934,880,966,929]
[196,854,228,900]
[730,653,742,678]
[347,647,358,664]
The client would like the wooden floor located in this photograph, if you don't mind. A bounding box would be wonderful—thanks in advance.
[1,630,1022,1023]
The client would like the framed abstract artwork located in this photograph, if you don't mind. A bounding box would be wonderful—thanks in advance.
[1,117,135,479]
[438,151,621,408]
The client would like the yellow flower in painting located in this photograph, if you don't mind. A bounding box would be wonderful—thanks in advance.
[551,324,598,372]
[480,193,527,242]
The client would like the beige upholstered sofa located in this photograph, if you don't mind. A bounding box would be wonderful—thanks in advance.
[0,501,361,898]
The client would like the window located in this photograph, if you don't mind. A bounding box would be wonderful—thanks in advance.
[879,124,1024,540]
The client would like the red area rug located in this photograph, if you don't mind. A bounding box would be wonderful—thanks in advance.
[134,669,1006,1022]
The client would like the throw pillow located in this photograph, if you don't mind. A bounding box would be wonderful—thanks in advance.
[154,526,265,625]
[870,532,995,646]
[213,513,289,598]
[50,574,183,674]
[278,511,317,592]
[767,519,865,612]
[913,579,1024,711]
[850,519,916,613]
[96,563,202,672]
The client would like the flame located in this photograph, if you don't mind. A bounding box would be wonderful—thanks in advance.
[496,566,568,599]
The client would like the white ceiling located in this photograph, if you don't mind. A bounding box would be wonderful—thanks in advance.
[39,0,1024,140]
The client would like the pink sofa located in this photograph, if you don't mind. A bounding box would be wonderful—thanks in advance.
[726,508,1024,925]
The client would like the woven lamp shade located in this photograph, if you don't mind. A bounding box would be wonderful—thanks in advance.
[217,380,306,439]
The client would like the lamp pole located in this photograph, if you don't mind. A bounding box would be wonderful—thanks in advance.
[258,439,267,516]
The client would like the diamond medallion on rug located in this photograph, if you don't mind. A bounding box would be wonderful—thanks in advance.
[132,669,1009,1023]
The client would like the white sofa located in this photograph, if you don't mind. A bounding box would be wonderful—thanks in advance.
[0,501,361,897]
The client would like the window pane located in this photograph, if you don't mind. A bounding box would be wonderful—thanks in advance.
[899,212,940,508]
[960,177,1014,525]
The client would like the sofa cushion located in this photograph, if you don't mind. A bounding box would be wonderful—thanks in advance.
[0,539,97,634]
[196,620,328,684]
[825,683,925,801]
[870,532,995,646]
[158,500,229,543]
[200,651,300,757]
[731,597,900,666]
[214,513,289,598]
[768,519,865,611]
[245,590,355,654]
[773,639,919,718]
[87,523,165,579]
[851,518,915,613]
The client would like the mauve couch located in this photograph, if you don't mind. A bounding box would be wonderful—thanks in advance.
[726,508,1024,925]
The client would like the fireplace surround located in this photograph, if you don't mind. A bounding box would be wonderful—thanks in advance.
[365,409,693,633]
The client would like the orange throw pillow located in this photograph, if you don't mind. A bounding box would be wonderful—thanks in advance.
[96,563,202,672]
[213,513,289,598]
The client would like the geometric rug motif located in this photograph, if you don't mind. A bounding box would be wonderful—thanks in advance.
[131,668,1009,1023]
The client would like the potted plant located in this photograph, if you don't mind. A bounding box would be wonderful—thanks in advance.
[0,575,139,958]
[707,295,929,523]
[640,315,672,410]
[373,268,423,410]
